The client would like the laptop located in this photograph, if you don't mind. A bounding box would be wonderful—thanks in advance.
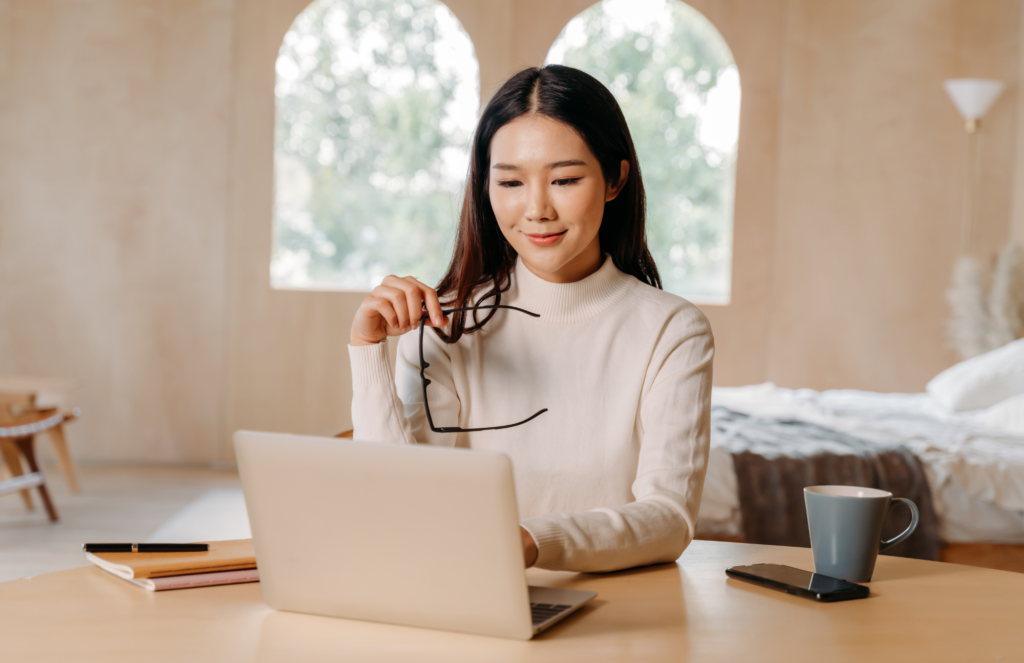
[234,431,596,640]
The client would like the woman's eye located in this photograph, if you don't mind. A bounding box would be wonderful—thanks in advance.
[553,178,581,186]
[497,180,522,188]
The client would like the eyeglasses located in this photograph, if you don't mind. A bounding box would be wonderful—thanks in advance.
[419,305,548,433]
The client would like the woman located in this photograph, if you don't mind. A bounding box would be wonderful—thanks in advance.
[349,65,713,573]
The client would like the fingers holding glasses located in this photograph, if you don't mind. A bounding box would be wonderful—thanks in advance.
[389,276,424,331]
[350,276,450,347]
[401,276,449,328]
[380,276,449,329]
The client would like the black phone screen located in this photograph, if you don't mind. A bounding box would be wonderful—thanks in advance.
[725,563,870,602]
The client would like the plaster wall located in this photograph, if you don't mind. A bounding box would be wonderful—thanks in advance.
[766,0,1020,390]
[0,0,1020,462]
[0,0,234,461]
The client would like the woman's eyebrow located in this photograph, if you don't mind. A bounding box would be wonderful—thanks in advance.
[490,159,587,171]
[548,159,586,168]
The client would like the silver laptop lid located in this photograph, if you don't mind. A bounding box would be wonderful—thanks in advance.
[234,431,535,640]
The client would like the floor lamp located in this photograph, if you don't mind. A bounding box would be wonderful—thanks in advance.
[943,78,1004,255]
[943,79,1008,360]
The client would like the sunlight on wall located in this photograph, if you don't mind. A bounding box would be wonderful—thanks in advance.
[547,0,739,303]
[272,0,479,290]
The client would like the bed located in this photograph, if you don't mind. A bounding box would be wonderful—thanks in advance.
[697,382,1024,570]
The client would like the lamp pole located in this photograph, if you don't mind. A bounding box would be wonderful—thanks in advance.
[943,78,1004,257]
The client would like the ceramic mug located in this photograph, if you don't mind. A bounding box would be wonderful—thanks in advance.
[803,486,919,583]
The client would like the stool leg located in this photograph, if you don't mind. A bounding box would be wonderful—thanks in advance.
[12,437,58,522]
[0,439,34,510]
[46,424,79,492]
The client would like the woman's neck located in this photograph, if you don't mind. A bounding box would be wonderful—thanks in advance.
[511,252,634,326]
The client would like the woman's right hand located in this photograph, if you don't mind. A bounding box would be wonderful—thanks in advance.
[350,275,450,346]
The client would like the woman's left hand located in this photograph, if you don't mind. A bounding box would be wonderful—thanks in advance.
[520,526,538,567]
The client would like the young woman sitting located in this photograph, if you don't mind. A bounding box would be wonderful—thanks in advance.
[349,65,714,573]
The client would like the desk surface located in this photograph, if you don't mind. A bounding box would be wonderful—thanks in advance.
[2,540,1021,662]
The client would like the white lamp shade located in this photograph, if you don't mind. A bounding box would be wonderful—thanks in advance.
[943,78,1005,120]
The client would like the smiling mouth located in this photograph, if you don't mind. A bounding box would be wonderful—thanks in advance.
[524,230,567,246]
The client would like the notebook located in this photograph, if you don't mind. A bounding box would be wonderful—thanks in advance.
[86,539,259,591]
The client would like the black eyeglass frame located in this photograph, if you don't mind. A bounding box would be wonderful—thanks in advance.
[418,305,548,433]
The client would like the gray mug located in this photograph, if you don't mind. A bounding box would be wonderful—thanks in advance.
[804,486,919,583]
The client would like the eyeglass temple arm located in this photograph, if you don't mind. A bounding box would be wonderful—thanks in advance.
[418,305,543,434]
[430,305,541,318]
[430,408,549,434]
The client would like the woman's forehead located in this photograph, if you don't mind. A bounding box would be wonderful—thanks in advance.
[489,115,595,168]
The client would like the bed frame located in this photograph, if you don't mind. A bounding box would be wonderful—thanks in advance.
[939,543,1024,574]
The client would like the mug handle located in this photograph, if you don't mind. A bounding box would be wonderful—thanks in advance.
[879,497,919,552]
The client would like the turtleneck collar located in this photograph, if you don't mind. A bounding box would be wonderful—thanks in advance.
[508,254,637,325]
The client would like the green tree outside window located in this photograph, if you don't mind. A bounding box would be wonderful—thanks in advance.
[273,0,478,290]
[547,0,739,302]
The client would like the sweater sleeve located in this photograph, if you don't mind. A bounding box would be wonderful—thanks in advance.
[349,330,460,447]
[519,310,714,572]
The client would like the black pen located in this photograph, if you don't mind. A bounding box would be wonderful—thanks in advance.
[82,543,210,553]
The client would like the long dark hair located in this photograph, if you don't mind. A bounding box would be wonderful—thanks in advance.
[435,64,661,343]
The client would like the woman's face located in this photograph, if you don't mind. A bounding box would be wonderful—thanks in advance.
[488,114,628,283]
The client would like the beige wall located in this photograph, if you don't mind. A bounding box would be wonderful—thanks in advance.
[1012,3,1024,247]
[0,0,234,461]
[765,0,1020,390]
[1,0,1021,462]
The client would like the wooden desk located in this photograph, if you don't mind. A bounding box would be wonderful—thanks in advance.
[1,541,1021,662]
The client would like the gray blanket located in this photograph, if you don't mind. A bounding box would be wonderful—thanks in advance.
[711,406,940,561]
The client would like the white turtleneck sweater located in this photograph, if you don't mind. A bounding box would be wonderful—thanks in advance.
[348,257,714,573]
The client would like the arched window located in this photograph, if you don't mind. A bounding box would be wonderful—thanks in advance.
[547,0,739,303]
[272,0,479,290]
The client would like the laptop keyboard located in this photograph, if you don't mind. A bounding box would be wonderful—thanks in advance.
[531,602,572,626]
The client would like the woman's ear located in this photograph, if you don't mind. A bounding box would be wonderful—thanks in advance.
[605,160,630,202]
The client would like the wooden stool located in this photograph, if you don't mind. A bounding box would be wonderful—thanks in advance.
[0,395,68,522]
[0,378,81,493]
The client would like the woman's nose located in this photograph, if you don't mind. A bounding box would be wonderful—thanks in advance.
[525,185,555,222]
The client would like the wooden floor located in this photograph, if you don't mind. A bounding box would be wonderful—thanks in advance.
[0,464,240,583]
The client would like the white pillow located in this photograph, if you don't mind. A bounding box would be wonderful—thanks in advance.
[926,337,1024,412]
[980,392,1024,435]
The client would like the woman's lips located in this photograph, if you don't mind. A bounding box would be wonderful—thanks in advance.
[525,230,567,246]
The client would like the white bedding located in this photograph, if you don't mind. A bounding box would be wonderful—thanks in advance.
[698,383,1024,544]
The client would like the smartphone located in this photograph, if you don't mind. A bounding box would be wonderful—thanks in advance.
[725,563,870,602]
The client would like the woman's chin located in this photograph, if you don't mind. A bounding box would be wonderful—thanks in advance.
[517,248,595,283]
[517,250,570,277]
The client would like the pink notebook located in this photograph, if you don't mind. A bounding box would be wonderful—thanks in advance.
[132,568,259,591]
